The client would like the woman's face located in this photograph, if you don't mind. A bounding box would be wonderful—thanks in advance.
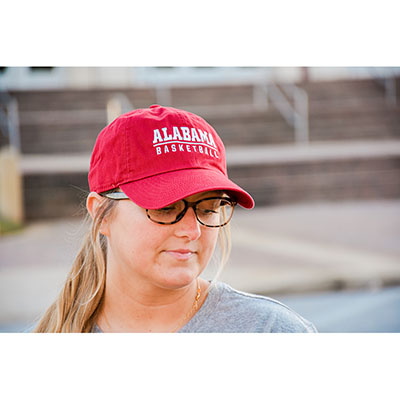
[101,191,220,291]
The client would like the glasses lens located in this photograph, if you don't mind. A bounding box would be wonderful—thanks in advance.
[148,201,186,224]
[196,198,234,227]
[147,197,235,227]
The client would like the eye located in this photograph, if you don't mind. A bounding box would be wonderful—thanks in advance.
[219,199,232,206]
[197,199,225,214]
[151,202,184,216]
[199,208,218,215]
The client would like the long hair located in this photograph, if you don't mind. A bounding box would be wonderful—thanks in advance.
[209,224,231,287]
[33,197,232,333]
[33,197,116,333]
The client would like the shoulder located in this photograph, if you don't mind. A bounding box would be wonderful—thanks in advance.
[191,282,317,333]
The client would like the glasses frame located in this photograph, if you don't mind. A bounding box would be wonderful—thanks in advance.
[100,191,237,228]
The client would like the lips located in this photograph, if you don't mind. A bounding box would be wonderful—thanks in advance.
[164,249,196,261]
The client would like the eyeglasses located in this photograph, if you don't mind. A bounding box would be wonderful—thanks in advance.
[100,191,236,228]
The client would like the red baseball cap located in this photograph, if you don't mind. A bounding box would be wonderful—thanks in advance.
[88,105,254,209]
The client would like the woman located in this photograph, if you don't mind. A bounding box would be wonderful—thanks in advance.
[34,105,316,333]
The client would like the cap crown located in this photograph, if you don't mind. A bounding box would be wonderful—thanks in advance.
[89,105,227,193]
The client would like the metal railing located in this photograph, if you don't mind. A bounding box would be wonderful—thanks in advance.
[147,81,310,145]
[0,92,21,152]
[254,82,309,144]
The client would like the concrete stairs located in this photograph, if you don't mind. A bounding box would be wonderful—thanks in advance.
[7,77,400,219]
[302,79,400,142]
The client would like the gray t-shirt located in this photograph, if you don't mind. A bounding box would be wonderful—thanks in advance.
[94,282,317,333]
[179,282,316,333]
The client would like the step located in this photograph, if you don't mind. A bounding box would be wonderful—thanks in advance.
[309,98,400,117]
[300,79,388,100]
[20,140,400,174]
[225,140,400,165]
[19,124,103,154]
[16,105,295,154]
[8,79,400,155]
[228,141,400,206]
[10,88,156,111]
[19,140,400,220]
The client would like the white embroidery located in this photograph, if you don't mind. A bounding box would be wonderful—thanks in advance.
[153,126,219,158]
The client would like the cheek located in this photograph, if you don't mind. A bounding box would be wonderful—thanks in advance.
[108,213,166,261]
[106,210,144,256]
[200,229,219,258]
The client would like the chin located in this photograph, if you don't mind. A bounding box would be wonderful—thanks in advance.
[159,266,200,290]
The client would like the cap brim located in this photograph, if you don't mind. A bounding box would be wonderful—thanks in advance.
[120,168,255,209]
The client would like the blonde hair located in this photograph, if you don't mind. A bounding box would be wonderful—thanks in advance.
[209,223,231,286]
[34,197,115,333]
[34,196,232,333]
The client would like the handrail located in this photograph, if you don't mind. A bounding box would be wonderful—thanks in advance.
[106,83,309,145]
[145,81,310,144]
[283,84,309,144]
[256,83,309,144]
[106,93,134,123]
[0,92,21,152]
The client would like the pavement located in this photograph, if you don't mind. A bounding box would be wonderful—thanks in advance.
[1,198,400,332]
[277,285,400,332]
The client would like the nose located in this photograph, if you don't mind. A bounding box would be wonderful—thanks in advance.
[174,206,201,240]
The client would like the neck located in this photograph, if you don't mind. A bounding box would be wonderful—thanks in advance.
[97,275,208,333]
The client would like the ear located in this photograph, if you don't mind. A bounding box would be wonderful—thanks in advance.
[86,192,111,236]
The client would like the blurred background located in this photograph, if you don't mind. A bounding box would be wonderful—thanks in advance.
[1,66,400,332]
